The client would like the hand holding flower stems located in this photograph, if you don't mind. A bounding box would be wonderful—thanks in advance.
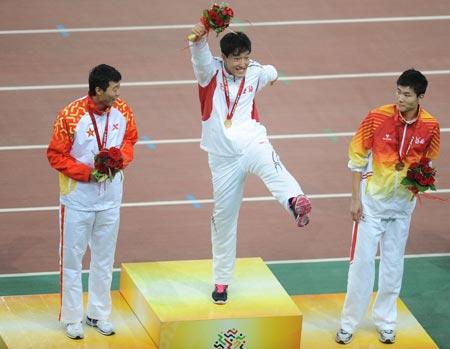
[91,147,124,183]
[189,23,208,42]
[188,2,234,42]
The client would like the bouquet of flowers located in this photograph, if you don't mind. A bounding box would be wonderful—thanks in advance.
[92,147,124,183]
[188,2,234,41]
[401,157,436,197]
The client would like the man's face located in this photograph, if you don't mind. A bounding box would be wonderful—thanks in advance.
[222,51,250,78]
[396,85,422,114]
[96,81,120,107]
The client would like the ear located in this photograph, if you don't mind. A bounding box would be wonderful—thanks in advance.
[95,86,104,96]
[418,94,425,100]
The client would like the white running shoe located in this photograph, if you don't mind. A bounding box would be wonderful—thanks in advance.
[378,329,396,344]
[86,316,115,336]
[335,328,353,344]
[64,322,84,339]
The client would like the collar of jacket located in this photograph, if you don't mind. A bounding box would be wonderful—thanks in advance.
[86,95,111,116]
[394,104,422,126]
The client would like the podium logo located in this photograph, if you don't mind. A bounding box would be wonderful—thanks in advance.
[213,328,246,348]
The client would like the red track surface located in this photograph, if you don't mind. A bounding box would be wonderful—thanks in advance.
[0,1,449,273]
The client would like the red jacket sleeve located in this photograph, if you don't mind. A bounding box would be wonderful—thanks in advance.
[47,112,92,182]
[119,103,138,168]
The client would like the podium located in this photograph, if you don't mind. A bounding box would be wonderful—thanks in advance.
[120,257,302,349]
[0,257,439,349]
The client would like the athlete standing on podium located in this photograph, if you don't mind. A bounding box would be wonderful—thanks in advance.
[47,64,138,339]
[188,23,312,304]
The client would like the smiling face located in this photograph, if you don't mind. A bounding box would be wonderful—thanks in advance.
[222,51,250,78]
[96,81,121,109]
[396,85,423,119]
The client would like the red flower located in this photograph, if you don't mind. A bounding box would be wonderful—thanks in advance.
[417,176,428,186]
[222,7,234,17]
[422,165,434,175]
[108,147,122,161]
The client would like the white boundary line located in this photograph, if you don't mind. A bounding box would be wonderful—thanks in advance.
[1,15,450,35]
[1,253,449,278]
[1,128,449,152]
[1,190,449,214]
[1,70,450,92]
[265,253,450,264]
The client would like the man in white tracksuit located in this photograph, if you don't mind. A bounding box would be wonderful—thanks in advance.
[189,24,312,304]
[47,64,138,339]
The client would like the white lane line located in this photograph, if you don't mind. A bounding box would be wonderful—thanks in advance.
[1,189,449,214]
[1,128,450,151]
[1,15,450,35]
[2,70,450,92]
[265,253,450,264]
[1,253,449,277]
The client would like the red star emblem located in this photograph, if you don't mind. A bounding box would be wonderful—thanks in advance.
[86,128,95,137]
[112,123,119,130]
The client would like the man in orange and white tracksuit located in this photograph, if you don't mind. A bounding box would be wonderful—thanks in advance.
[336,69,440,344]
[47,64,137,339]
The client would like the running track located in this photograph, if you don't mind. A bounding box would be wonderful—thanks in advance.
[0,0,449,274]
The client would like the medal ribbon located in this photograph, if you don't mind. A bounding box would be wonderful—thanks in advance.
[222,69,246,123]
[89,109,110,151]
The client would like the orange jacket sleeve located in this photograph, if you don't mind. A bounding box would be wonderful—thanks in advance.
[426,122,440,160]
[119,103,138,168]
[47,112,92,182]
[348,112,375,171]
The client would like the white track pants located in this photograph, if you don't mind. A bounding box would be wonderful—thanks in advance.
[340,214,411,333]
[208,141,303,285]
[59,205,120,323]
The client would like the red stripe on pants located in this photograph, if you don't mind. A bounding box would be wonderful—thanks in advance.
[349,222,359,264]
[58,205,65,321]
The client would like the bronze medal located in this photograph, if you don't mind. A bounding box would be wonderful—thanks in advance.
[224,119,232,128]
[395,162,405,171]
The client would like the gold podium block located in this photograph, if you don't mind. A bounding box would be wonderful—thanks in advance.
[293,293,439,349]
[120,257,302,349]
[0,291,156,349]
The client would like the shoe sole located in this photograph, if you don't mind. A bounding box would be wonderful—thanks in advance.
[212,299,227,305]
[66,333,84,340]
[336,339,352,345]
[335,335,352,344]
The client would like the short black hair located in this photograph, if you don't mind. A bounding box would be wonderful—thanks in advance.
[88,64,122,96]
[397,69,428,96]
[220,32,251,57]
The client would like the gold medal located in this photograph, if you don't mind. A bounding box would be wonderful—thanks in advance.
[395,162,405,171]
[224,119,232,128]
